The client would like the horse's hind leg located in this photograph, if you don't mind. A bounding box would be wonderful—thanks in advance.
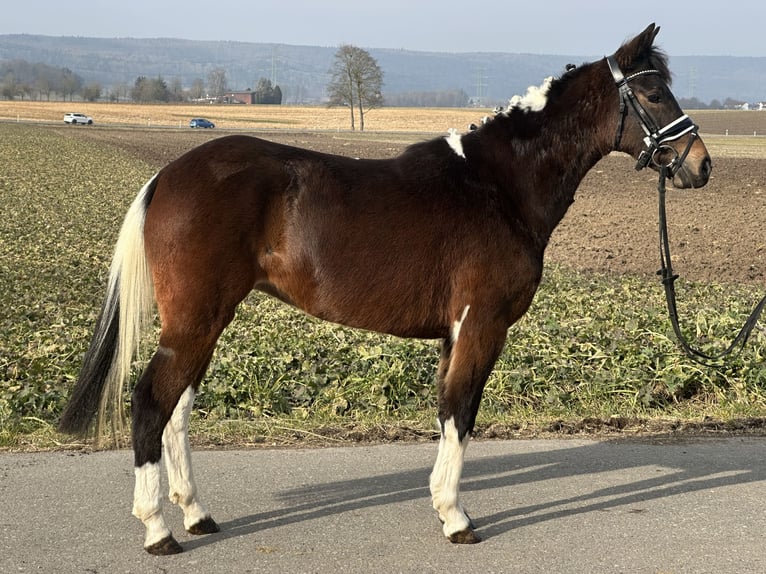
[132,317,234,554]
[429,306,507,544]
[163,385,219,535]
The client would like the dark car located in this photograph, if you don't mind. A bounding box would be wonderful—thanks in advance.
[189,118,215,128]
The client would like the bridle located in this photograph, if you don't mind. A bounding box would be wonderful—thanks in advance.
[607,55,766,365]
[607,55,698,175]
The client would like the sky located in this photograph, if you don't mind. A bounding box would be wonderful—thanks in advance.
[4,1,766,58]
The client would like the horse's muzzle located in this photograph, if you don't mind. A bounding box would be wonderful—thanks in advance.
[671,154,712,189]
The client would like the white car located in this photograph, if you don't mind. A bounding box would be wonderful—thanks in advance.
[64,112,94,125]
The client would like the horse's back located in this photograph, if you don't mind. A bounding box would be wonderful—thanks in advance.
[143,134,539,338]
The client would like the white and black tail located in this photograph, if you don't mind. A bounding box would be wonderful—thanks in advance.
[59,175,158,437]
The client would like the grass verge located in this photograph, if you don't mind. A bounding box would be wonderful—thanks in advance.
[2,122,766,451]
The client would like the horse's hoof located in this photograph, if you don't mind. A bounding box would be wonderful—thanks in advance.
[187,516,220,535]
[437,511,475,529]
[145,535,183,555]
[448,528,482,544]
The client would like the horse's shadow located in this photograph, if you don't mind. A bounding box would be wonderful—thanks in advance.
[183,437,766,550]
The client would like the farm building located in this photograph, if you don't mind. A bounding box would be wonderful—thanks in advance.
[224,90,256,104]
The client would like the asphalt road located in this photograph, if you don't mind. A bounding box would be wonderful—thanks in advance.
[2,437,766,574]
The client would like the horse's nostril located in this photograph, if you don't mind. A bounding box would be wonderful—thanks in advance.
[702,157,713,178]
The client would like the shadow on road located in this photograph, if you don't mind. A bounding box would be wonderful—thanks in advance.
[184,437,764,551]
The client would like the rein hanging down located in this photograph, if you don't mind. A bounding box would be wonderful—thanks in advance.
[607,55,766,364]
[655,166,766,365]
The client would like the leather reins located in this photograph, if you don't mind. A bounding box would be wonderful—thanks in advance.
[607,55,766,364]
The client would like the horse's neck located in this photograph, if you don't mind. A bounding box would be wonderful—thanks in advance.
[487,107,612,242]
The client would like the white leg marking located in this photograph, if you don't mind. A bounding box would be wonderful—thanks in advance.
[445,128,466,158]
[163,385,211,531]
[132,462,171,548]
[429,417,471,538]
[451,305,471,344]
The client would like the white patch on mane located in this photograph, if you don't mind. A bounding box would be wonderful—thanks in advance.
[507,76,554,112]
[445,128,465,158]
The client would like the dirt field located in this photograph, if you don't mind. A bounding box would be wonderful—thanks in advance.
[55,120,766,288]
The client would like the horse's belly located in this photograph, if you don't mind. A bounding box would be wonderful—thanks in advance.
[257,254,448,339]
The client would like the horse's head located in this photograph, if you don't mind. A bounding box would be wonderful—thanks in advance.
[609,23,712,189]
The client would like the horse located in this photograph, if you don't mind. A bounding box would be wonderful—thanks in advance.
[59,23,711,555]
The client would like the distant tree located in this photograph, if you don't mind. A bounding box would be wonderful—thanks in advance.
[150,76,170,101]
[168,77,184,102]
[36,75,53,101]
[678,97,707,110]
[207,67,227,99]
[59,68,82,101]
[254,77,283,104]
[81,82,102,102]
[327,45,383,131]
[19,82,34,100]
[131,76,170,102]
[109,81,130,102]
[189,78,206,100]
[131,76,148,102]
[1,72,18,99]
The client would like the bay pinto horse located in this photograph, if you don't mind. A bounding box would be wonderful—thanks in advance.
[59,23,711,555]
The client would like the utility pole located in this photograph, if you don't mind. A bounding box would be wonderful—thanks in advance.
[687,66,697,100]
[271,47,278,86]
[474,67,487,107]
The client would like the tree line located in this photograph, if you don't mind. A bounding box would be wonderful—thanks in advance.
[0,59,91,101]
[0,59,283,105]
[0,46,384,130]
[677,96,755,110]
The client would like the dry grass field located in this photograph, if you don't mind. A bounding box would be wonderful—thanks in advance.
[0,100,485,133]
[4,100,766,138]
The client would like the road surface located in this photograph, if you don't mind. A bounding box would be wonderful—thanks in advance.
[2,437,766,573]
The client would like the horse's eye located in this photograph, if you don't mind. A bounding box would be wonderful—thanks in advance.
[647,93,662,104]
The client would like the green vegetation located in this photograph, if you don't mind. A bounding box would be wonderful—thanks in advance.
[2,123,765,449]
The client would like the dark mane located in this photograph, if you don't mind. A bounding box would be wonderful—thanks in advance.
[459,60,598,146]
[648,47,671,83]
[461,33,671,145]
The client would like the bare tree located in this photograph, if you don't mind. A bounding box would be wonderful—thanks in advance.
[189,78,206,100]
[81,82,102,102]
[327,45,383,131]
[207,67,227,100]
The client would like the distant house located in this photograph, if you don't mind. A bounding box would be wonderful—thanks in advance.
[224,89,256,104]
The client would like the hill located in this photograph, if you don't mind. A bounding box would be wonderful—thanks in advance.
[0,34,762,105]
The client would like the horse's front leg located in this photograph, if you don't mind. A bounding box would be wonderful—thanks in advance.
[163,385,219,535]
[430,306,507,544]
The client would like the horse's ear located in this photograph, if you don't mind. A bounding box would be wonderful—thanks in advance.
[614,23,660,70]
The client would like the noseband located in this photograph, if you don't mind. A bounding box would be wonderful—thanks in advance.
[607,55,698,175]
